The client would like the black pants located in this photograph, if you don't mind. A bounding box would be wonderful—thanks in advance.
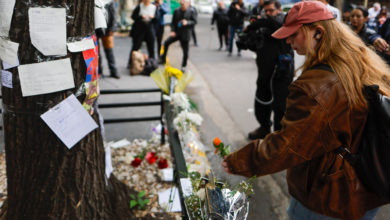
[99,48,118,76]
[255,47,293,131]
[128,32,155,66]
[161,36,189,68]
[217,25,228,49]
[98,37,118,76]
[191,27,198,45]
[156,24,164,56]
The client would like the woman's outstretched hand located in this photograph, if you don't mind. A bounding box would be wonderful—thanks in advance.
[222,156,232,174]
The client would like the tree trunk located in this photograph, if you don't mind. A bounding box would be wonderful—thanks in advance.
[2,0,135,219]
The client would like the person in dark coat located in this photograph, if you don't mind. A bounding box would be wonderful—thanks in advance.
[127,0,156,69]
[227,0,248,56]
[211,1,230,50]
[98,1,120,79]
[159,0,197,72]
[246,0,294,140]
[251,0,264,18]
[190,5,199,46]
[154,0,169,56]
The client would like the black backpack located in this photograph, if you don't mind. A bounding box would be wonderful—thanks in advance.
[313,64,390,200]
[336,85,390,200]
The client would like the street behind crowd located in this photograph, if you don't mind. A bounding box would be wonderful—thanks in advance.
[98,13,390,219]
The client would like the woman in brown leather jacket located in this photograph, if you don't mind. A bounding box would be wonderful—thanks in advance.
[222,1,390,219]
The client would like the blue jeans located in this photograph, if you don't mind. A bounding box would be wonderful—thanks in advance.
[287,197,380,220]
[228,26,243,53]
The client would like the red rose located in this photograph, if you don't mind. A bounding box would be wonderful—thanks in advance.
[158,158,168,169]
[146,152,158,164]
[131,157,142,167]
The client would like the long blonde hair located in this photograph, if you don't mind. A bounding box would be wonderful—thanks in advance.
[300,19,390,107]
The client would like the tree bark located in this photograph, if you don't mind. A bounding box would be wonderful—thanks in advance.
[2,0,135,219]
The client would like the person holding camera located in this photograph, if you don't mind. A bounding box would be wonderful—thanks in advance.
[246,0,294,140]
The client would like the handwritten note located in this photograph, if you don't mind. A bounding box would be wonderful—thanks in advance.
[158,187,182,212]
[180,178,193,197]
[29,8,67,56]
[0,0,16,37]
[67,38,95,52]
[18,58,75,97]
[0,38,19,66]
[41,94,98,149]
[1,70,12,88]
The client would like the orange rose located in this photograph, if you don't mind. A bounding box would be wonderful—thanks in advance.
[213,137,221,147]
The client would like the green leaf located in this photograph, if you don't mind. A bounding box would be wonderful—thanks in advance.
[138,191,146,198]
[130,194,136,199]
[130,200,138,208]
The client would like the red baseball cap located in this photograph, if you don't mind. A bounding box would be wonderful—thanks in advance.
[272,1,334,39]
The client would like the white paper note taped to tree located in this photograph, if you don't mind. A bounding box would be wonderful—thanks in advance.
[0,0,16,37]
[1,70,12,88]
[105,146,113,178]
[18,58,75,97]
[29,7,67,56]
[67,38,95,52]
[0,38,19,66]
[2,60,19,70]
[41,94,98,149]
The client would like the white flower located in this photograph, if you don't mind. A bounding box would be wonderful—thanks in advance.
[173,111,203,131]
[170,93,191,111]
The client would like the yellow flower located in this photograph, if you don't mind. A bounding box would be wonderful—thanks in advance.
[165,66,183,80]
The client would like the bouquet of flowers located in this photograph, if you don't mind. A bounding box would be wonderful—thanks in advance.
[184,172,254,220]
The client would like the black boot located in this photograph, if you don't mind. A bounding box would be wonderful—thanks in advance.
[104,48,120,79]
[248,126,271,140]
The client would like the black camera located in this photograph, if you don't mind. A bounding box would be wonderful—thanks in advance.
[236,28,265,52]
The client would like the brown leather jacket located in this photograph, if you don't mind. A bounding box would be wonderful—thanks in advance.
[225,68,388,219]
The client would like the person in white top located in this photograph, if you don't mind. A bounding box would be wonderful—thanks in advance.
[127,0,157,69]
[368,2,381,19]
[368,2,381,30]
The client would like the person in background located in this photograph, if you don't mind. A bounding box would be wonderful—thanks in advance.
[127,0,156,69]
[368,2,381,30]
[190,5,199,46]
[349,6,388,51]
[211,0,230,50]
[251,0,264,19]
[342,3,356,23]
[316,0,341,21]
[377,13,390,64]
[227,0,248,56]
[159,0,197,72]
[98,1,120,79]
[223,1,390,219]
[376,7,388,29]
[246,0,294,140]
[154,0,169,56]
